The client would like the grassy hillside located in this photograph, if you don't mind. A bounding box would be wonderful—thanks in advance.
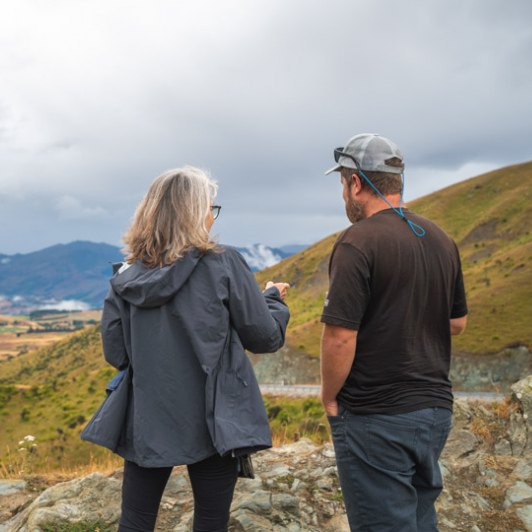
[0,326,120,474]
[0,325,329,475]
[256,236,335,358]
[256,161,532,356]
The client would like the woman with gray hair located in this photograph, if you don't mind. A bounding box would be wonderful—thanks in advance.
[83,166,290,531]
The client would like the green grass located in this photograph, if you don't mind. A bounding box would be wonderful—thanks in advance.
[0,325,331,473]
[255,235,336,357]
[0,327,331,473]
[0,326,121,474]
[0,327,25,334]
[264,396,330,445]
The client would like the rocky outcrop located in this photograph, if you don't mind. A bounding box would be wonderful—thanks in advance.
[249,345,532,392]
[0,440,348,531]
[450,346,532,393]
[7,377,532,530]
[1,473,122,532]
[248,346,320,385]
[434,377,532,532]
[0,482,25,498]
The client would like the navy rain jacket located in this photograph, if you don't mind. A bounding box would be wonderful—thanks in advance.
[91,245,289,468]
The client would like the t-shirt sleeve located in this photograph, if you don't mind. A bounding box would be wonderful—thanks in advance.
[320,242,370,330]
[450,268,468,319]
[449,243,468,319]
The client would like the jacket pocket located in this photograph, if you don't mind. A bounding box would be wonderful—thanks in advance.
[81,367,131,452]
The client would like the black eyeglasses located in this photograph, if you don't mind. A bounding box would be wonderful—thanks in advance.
[334,147,362,173]
[211,205,221,220]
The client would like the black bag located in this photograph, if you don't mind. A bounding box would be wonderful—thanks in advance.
[237,454,255,479]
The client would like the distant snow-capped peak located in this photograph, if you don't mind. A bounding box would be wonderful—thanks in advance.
[237,244,285,272]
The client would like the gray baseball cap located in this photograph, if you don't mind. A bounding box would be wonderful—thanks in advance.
[325,133,404,175]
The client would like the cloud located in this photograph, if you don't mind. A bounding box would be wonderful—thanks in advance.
[0,0,531,254]
[39,300,91,312]
[54,196,109,221]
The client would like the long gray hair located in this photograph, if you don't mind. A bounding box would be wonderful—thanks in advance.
[122,166,218,267]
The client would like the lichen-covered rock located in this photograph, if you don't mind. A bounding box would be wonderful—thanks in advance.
[441,429,479,462]
[504,481,532,509]
[0,480,26,497]
[1,473,121,532]
[516,505,532,532]
[514,459,532,480]
[512,375,532,415]
[508,411,529,456]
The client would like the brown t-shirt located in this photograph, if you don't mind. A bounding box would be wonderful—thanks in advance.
[321,208,468,415]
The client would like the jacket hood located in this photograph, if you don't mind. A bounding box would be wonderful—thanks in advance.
[110,248,202,308]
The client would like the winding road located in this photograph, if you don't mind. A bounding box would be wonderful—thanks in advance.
[260,384,504,402]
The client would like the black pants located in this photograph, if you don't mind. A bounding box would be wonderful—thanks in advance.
[118,454,238,532]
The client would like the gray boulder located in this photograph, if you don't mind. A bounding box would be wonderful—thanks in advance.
[1,473,121,532]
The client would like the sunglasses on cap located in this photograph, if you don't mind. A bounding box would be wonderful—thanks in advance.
[334,148,362,173]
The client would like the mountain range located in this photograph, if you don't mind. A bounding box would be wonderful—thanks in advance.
[0,242,124,313]
[0,242,304,313]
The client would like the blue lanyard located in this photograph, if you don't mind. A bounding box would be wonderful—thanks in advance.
[359,170,425,237]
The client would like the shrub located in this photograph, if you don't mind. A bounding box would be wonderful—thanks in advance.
[263,395,330,445]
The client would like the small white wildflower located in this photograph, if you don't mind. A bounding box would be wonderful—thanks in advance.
[24,435,35,442]
[32,444,38,448]
[524,413,529,420]
[517,393,523,399]
[18,448,27,452]
[18,440,25,445]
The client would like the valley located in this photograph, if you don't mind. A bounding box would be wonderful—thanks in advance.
[0,311,101,361]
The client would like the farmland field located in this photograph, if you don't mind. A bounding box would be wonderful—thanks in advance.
[0,311,102,360]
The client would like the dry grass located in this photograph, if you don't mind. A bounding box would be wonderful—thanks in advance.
[274,419,331,447]
[0,333,69,360]
[0,444,123,481]
[469,397,518,450]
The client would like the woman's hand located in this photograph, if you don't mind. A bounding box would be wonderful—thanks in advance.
[264,281,290,300]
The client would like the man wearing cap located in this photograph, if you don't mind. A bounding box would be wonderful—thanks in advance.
[320,133,468,531]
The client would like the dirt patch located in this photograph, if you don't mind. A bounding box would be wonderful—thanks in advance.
[461,218,499,245]
[468,244,497,263]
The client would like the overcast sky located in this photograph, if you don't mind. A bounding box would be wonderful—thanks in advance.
[1,0,531,255]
